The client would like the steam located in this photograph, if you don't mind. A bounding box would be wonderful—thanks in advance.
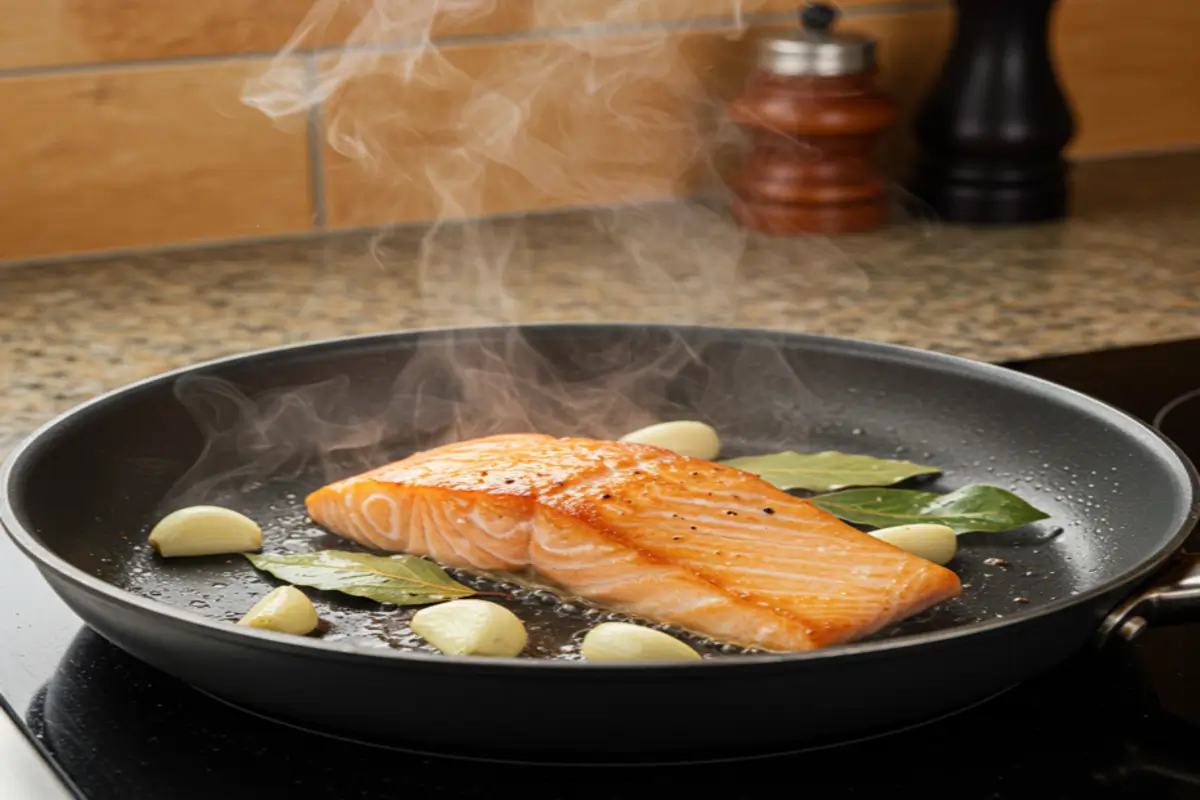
[164,328,824,507]
[165,0,857,505]
[240,0,767,323]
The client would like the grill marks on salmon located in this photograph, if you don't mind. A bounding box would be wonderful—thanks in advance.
[305,434,962,652]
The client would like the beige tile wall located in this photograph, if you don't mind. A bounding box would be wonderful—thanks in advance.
[0,0,1196,261]
[0,61,312,258]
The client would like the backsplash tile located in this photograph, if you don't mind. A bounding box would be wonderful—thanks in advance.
[1056,0,1200,156]
[0,60,312,261]
[321,8,952,228]
[0,0,322,69]
[0,0,1194,261]
[319,28,744,228]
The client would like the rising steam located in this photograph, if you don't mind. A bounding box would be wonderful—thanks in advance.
[166,0,850,504]
[241,0,765,323]
[164,326,825,508]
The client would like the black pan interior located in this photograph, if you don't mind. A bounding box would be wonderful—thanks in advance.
[6,324,1195,660]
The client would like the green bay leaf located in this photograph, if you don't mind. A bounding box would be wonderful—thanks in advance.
[244,550,476,606]
[809,485,1050,533]
[721,450,941,492]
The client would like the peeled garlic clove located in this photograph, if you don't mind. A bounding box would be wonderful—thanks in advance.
[148,505,263,558]
[237,586,319,635]
[619,420,721,461]
[581,622,702,663]
[870,523,957,565]
[411,599,528,657]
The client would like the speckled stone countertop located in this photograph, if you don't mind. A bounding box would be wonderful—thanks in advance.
[3,152,1199,456]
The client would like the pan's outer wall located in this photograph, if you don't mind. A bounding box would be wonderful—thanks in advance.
[4,324,1197,757]
[46,564,1113,757]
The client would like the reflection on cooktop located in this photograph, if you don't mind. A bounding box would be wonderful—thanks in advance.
[1157,388,1200,467]
[21,626,1198,799]
[1008,338,1200,467]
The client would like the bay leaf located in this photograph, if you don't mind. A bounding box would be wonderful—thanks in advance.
[809,485,1050,533]
[244,551,476,606]
[721,450,940,492]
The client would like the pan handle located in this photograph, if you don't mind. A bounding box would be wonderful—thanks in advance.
[1096,552,1200,646]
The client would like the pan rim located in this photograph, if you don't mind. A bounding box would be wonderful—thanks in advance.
[3,322,1198,674]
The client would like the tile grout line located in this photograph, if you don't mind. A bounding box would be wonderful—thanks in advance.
[305,55,328,230]
[0,193,712,271]
[3,141,1198,271]
[1070,140,1200,163]
[310,1,950,55]
[2,138,1197,272]
[0,1,950,79]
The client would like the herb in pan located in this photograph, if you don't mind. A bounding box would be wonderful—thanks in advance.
[722,449,1048,533]
[809,485,1050,534]
[244,551,477,605]
[719,450,940,492]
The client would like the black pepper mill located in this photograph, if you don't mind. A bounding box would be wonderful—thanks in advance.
[906,0,1076,224]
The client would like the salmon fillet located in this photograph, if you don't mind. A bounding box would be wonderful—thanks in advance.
[306,434,961,652]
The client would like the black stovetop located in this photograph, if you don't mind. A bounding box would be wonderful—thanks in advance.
[4,337,1200,799]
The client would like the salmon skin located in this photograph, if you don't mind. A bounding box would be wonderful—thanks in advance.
[306,434,961,652]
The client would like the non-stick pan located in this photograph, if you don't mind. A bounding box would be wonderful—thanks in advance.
[2,324,1198,762]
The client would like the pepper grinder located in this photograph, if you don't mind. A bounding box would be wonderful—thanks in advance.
[906,0,1076,223]
[727,3,895,235]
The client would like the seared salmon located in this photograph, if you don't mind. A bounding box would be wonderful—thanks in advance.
[306,434,961,652]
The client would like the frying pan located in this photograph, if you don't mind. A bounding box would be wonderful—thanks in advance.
[2,323,1198,762]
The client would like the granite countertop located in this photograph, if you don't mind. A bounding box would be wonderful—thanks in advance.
[3,152,1199,455]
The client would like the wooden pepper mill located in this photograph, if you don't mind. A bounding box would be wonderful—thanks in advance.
[727,3,896,235]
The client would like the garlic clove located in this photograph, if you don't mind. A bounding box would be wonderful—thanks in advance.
[237,586,319,635]
[411,599,528,657]
[148,505,263,558]
[870,523,957,565]
[619,420,721,461]
[581,622,702,663]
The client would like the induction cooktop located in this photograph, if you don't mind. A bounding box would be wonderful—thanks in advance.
[3,336,1200,799]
